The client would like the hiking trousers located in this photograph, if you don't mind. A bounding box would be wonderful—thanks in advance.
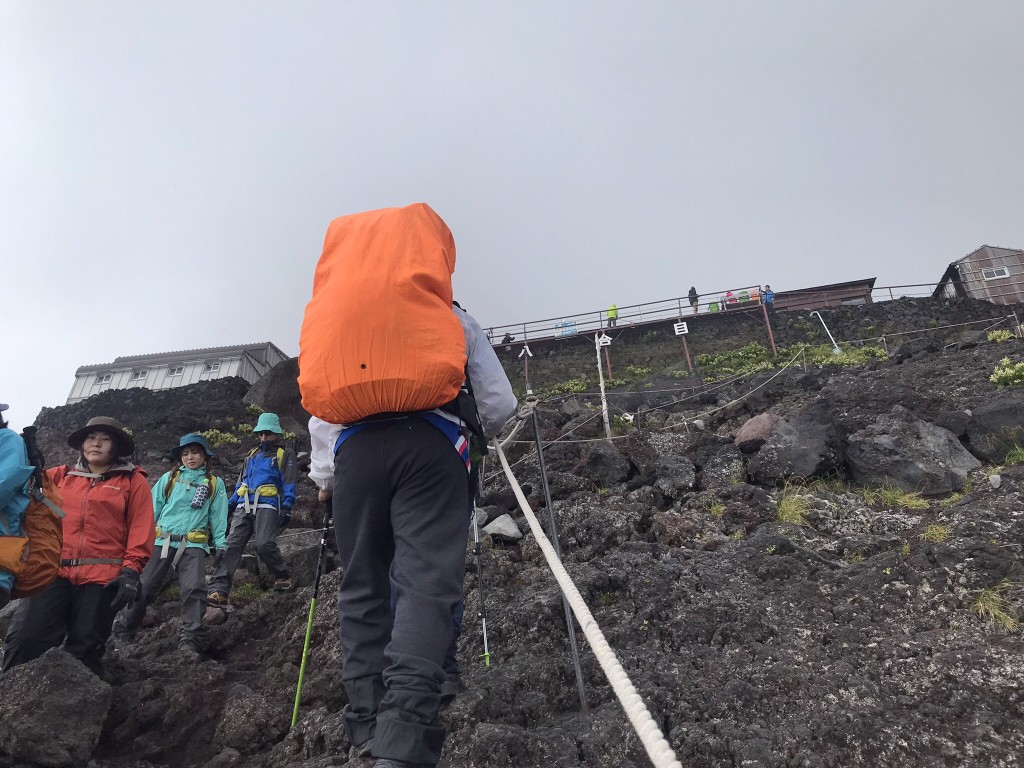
[3,577,120,674]
[208,506,288,595]
[115,546,208,646]
[334,417,469,767]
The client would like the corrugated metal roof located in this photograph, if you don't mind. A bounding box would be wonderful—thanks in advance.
[75,341,287,374]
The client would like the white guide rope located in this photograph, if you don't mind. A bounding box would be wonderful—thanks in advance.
[493,439,684,768]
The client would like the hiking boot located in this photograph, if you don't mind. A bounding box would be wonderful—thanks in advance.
[273,577,294,592]
[349,738,373,760]
[207,591,229,606]
[178,639,202,657]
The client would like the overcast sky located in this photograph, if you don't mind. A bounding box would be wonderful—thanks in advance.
[2,2,1023,431]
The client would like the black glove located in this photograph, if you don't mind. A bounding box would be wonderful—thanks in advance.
[106,568,141,610]
[279,507,292,528]
[227,501,238,514]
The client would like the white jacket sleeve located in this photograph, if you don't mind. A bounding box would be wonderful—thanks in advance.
[455,306,518,438]
[308,416,343,491]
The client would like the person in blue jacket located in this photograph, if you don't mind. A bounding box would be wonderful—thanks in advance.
[208,413,296,605]
[113,433,228,654]
[0,403,32,611]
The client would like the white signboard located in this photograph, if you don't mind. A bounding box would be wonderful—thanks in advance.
[674,321,689,336]
[596,333,612,347]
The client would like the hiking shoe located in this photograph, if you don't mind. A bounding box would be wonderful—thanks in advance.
[178,640,202,657]
[208,591,229,606]
[349,739,373,759]
[273,577,294,592]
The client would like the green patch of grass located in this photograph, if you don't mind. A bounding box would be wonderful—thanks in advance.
[920,524,951,543]
[597,592,619,606]
[938,491,964,507]
[707,501,726,518]
[246,404,265,416]
[232,583,273,601]
[809,475,850,494]
[846,552,864,564]
[899,542,911,556]
[237,423,253,434]
[777,487,811,526]
[160,585,181,600]
[988,330,1014,343]
[972,581,1019,632]
[1004,444,1024,466]
[861,485,929,509]
[544,378,590,396]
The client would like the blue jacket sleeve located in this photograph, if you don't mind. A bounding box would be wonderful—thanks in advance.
[280,448,297,509]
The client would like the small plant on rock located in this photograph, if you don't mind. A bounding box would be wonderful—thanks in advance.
[920,524,951,543]
[246,404,265,416]
[201,428,240,447]
[987,330,1014,343]
[707,501,726,518]
[777,486,811,526]
[861,485,929,509]
[1004,444,1024,466]
[990,358,1024,386]
[972,581,1019,632]
[899,542,911,556]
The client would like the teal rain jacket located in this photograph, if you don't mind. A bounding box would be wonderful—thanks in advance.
[151,466,229,553]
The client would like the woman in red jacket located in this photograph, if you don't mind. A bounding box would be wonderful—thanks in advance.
[2,416,154,675]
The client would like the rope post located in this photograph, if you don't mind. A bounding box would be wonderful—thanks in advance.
[518,342,533,396]
[761,299,778,356]
[881,335,889,355]
[604,347,613,380]
[594,333,613,441]
[1013,312,1021,338]
[531,409,588,711]
[681,333,693,374]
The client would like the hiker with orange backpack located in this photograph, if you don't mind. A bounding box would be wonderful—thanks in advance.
[112,433,228,655]
[0,403,32,610]
[300,204,517,768]
[207,412,296,608]
[3,416,154,675]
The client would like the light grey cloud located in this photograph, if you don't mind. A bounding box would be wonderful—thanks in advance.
[3,1,1022,430]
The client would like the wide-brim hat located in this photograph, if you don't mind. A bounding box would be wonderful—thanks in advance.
[171,433,215,460]
[253,412,283,435]
[67,416,135,456]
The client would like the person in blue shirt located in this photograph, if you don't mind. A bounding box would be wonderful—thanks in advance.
[763,284,775,308]
[0,403,32,611]
[208,413,296,605]
[113,433,228,654]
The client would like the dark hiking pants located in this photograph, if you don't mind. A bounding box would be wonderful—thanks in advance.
[115,546,208,646]
[208,506,289,595]
[333,417,469,767]
[3,577,120,674]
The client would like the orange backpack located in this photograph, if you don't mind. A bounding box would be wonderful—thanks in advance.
[298,203,468,424]
[0,469,64,599]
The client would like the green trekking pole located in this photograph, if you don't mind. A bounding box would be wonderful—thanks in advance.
[291,500,334,727]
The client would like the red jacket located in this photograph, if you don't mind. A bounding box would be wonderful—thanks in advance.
[48,462,155,585]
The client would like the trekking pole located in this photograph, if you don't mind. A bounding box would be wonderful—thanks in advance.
[531,408,588,711]
[291,500,334,727]
[470,498,492,668]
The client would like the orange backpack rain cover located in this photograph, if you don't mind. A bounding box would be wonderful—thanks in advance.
[298,203,468,424]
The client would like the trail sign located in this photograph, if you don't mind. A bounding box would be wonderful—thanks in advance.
[596,333,612,347]
[674,321,689,336]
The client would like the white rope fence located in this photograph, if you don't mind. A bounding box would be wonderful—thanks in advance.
[493,439,684,768]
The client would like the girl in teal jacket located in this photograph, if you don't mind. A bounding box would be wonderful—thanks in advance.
[113,433,228,654]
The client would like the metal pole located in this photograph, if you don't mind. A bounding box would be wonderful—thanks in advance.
[292,501,334,727]
[810,311,841,353]
[531,409,588,711]
[595,334,613,441]
[761,300,778,356]
[470,485,491,669]
[603,347,613,380]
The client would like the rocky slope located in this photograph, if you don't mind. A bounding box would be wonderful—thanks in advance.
[3,310,1024,768]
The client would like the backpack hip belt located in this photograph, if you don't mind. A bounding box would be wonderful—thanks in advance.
[158,531,210,566]
[239,484,280,515]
